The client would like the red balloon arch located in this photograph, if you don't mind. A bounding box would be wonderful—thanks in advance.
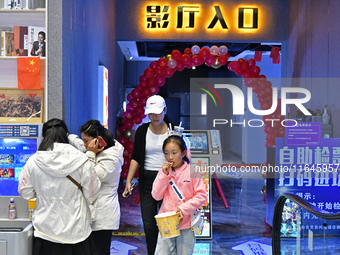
[118,45,284,179]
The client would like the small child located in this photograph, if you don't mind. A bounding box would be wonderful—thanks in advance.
[152,135,207,255]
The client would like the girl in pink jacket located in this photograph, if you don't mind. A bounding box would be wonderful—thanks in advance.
[152,135,207,255]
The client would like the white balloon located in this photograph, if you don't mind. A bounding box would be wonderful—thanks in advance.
[210,45,219,56]
[191,45,200,55]
[167,59,177,69]
[219,45,228,55]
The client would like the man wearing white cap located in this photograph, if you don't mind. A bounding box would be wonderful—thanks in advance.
[123,95,173,255]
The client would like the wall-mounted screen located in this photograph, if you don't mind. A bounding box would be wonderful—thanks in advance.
[0,138,37,196]
[183,131,209,154]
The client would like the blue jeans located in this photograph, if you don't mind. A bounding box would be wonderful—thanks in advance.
[154,228,195,255]
[140,170,162,255]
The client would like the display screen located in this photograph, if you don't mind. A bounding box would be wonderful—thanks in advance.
[0,138,37,196]
[182,131,209,154]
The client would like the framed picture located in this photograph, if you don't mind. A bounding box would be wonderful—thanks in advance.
[0,89,43,123]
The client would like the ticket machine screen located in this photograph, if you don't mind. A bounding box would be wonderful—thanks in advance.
[0,138,37,196]
[183,131,209,154]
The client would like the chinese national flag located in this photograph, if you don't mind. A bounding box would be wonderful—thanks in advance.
[254,51,262,62]
[17,57,41,89]
[272,54,280,64]
[270,47,280,59]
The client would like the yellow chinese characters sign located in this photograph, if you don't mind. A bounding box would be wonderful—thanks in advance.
[144,3,260,33]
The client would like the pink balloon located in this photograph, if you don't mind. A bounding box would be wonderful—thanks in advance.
[124,110,134,120]
[167,59,177,69]
[127,93,134,101]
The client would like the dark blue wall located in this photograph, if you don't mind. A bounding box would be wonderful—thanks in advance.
[62,0,119,135]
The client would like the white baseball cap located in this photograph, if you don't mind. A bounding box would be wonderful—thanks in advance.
[144,95,166,115]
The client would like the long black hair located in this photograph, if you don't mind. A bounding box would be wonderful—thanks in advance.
[79,120,115,149]
[38,118,69,151]
[162,135,190,163]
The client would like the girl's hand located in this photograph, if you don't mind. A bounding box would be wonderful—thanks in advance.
[87,138,104,154]
[122,182,131,198]
[162,162,173,175]
[176,208,183,224]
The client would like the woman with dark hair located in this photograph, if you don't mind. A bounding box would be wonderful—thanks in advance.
[18,118,101,255]
[122,95,174,255]
[69,120,124,255]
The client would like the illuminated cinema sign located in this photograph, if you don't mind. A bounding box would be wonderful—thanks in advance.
[144,4,259,32]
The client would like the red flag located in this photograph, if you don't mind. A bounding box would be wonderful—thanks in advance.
[17,57,41,89]
[272,54,280,64]
[254,51,262,62]
[270,47,280,59]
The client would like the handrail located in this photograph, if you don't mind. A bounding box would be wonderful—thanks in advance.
[272,193,340,254]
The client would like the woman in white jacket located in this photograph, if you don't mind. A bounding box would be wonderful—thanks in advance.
[18,118,101,255]
[69,120,124,255]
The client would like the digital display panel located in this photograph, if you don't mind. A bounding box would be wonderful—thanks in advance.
[0,138,37,196]
[182,131,209,154]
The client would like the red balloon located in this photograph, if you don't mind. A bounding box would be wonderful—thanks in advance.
[124,110,134,119]
[139,75,147,82]
[150,61,158,69]
[176,60,185,71]
[155,75,166,87]
[164,67,174,78]
[260,102,270,110]
[275,127,285,137]
[126,103,133,112]
[131,88,141,98]
[147,78,156,87]
[140,80,148,89]
[218,55,228,66]
[123,149,129,157]
[184,48,191,55]
[251,66,261,76]
[135,106,144,116]
[259,74,267,81]
[205,55,216,67]
[247,58,256,67]
[154,67,165,76]
[142,87,152,98]
[134,115,143,125]
[181,54,191,64]
[242,71,252,78]
[240,62,249,72]
[192,55,203,66]
[139,96,147,107]
[243,78,253,87]
[126,141,134,152]
[264,125,275,134]
[124,119,134,129]
[135,85,143,91]
[123,159,130,170]
[127,93,134,101]
[265,140,276,148]
[158,57,168,67]
[235,69,243,76]
[117,136,129,147]
[144,68,155,79]
[149,85,159,95]
[267,133,276,142]
[199,47,210,59]
[227,62,233,71]
[230,61,241,71]
[238,58,246,63]
[171,50,182,61]
[119,125,126,136]
[129,98,139,108]
[185,61,193,69]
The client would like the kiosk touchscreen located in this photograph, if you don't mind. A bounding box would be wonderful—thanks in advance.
[182,130,222,239]
[0,124,42,218]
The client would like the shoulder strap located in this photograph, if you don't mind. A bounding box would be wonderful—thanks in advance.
[169,179,185,203]
[66,175,83,193]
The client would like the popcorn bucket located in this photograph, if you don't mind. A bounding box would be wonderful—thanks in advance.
[154,211,180,238]
[28,198,36,221]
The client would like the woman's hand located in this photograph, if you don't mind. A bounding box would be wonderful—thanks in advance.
[176,208,183,224]
[87,138,104,154]
[161,162,173,175]
[122,181,132,198]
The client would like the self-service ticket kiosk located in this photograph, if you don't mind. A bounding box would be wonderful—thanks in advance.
[182,130,223,239]
[0,124,43,255]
